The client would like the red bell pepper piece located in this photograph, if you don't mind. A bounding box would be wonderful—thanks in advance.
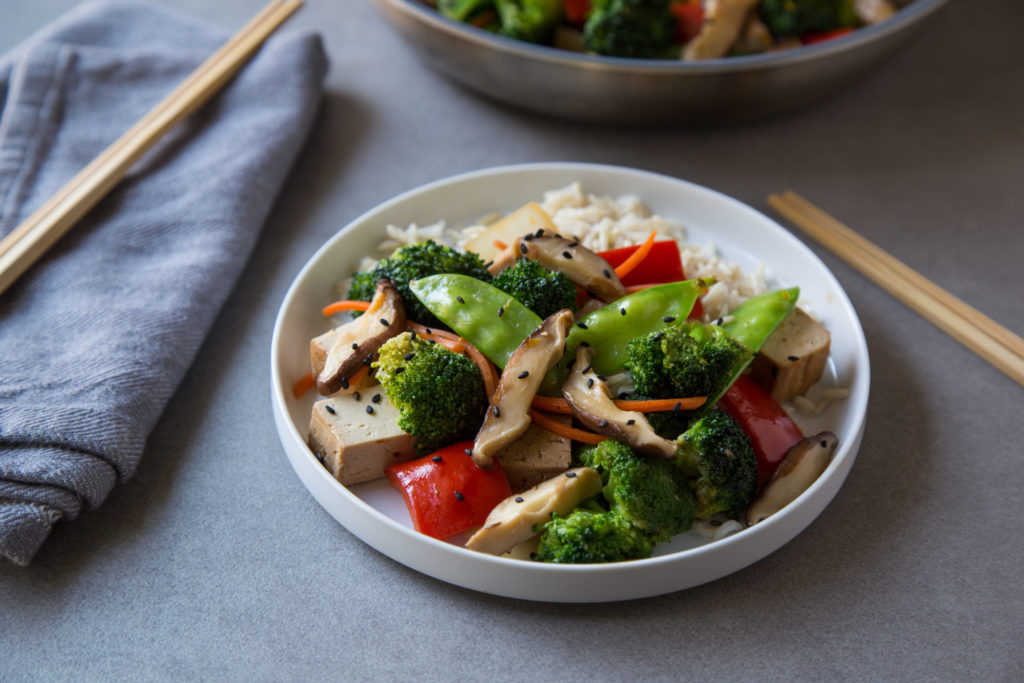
[563,0,590,26]
[598,240,703,318]
[385,441,511,540]
[801,27,856,45]
[718,375,804,488]
[670,1,705,44]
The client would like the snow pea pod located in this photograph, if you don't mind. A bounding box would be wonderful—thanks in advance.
[721,287,799,354]
[409,274,542,368]
[562,278,712,376]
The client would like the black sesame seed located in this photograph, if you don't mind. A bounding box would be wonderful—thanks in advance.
[562,251,573,259]
[425,328,433,335]
[586,378,594,389]
[597,375,606,381]
[515,496,524,503]
[523,233,535,241]
[771,366,779,378]
[576,321,588,329]
[581,365,591,374]
[365,405,374,415]
[603,269,611,278]
[484,260,494,269]
[566,359,576,370]
[821,439,828,448]
[380,318,389,327]
[498,307,505,317]
[351,342,359,350]
[454,491,464,502]
[362,357,373,366]
[325,405,336,415]
[673,401,682,412]
[626,419,636,425]
[340,377,349,390]
[353,392,361,401]
[535,229,545,237]
[620,308,626,316]
[518,371,530,379]
[456,296,465,304]
[597,419,608,428]
[788,355,800,361]
[519,242,528,255]
[432,455,443,463]
[395,366,405,374]
[663,316,676,323]
[493,406,501,417]
[372,393,381,403]
[619,392,628,399]
[464,448,472,456]
[565,471,577,478]
[404,352,415,361]
[579,341,590,347]
[567,241,578,248]
[715,317,724,326]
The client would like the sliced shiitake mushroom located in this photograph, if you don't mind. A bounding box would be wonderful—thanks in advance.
[562,346,677,459]
[746,431,838,525]
[465,467,602,556]
[316,279,406,395]
[488,234,626,302]
[471,309,574,469]
[683,0,761,60]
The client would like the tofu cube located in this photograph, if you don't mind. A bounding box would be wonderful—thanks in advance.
[494,419,571,493]
[749,307,831,403]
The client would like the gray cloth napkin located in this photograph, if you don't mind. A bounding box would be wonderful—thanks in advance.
[0,0,327,565]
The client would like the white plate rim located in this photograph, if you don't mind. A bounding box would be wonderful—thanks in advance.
[270,162,871,603]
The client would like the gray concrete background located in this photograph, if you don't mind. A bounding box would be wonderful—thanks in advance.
[2,0,1023,679]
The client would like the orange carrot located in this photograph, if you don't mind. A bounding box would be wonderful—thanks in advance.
[337,366,370,394]
[624,283,656,294]
[529,409,606,445]
[614,231,657,280]
[493,239,508,250]
[531,395,707,414]
[321,300,370,316]
[292,372,315,399]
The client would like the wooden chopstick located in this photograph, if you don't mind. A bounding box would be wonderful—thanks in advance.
[768,191,1024,388]
[0,0,303,296]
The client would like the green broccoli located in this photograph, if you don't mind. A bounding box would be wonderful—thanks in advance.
[494,0,563,43]
[625,393,694,440]
[348,241,492,329]
[437,0,490,22]
[491,258,577,319]
[626,322,752,406]
[534,508,655,563]
[674,409,757,519]
[373,332,487,454]
[583,0,676,59]
[759,0,860,38]
[578,439,696,540]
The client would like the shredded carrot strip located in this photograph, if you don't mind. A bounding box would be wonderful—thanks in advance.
[337,366,370,394]
[529,409,606,445]
[493,239,508,250]
[292,372,315,399]
[624,283,657,294]
[531,395,706,414]
[614,231,657,280]
[408,323,499,399]
[321,300,370,316]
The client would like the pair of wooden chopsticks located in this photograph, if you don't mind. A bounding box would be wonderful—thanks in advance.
[768,191,1024,388]
[0,1,303,297]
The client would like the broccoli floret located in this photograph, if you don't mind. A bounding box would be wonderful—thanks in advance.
[494,0,563,43]
[626,322,752,406]
[577,439,696,540]
[534,508,655,563]
[437,0,490,21]
[373,332,487,454]
[674,410,757,519]
[583,0,676,59]
[491,258,577,319]
[348,241,491,328]
[759,0,860,38]
[625,393,694,440]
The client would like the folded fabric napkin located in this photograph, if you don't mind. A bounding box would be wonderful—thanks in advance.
[0,0,327,565]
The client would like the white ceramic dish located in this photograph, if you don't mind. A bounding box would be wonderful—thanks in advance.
[270,163,870,603]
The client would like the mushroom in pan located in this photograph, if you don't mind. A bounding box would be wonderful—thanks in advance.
[489,234,626,303]
[683,0,762,61]
[465,467,603,556]
[471,309,575,469]
[315,279,406,395]
[746,431,838,525]
[562,346,677,459]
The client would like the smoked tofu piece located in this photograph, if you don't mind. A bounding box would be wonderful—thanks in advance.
[750,307,831,402]
[310,327,340,378]
[493,419,571,493]
[308,387,417,486]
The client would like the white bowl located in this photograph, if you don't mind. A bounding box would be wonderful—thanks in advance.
[270,163,870,602]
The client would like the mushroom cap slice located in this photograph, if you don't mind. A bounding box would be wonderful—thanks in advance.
[683,0,761,61]
[472,309,574,469]
[517,234,626,303]
[562,346,677,459]
[316,279,406,395]
[746,431,838,525]
[465,467,602,556]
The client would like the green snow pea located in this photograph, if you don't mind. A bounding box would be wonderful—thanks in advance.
[409,274,542,369]
[561,278,713,376]
[721,286,799,354]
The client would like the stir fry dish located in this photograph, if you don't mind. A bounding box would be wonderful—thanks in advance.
[295,186,842,563]
[424,0,902,60]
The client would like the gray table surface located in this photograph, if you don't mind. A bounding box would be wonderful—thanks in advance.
[3,0,1023,680]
